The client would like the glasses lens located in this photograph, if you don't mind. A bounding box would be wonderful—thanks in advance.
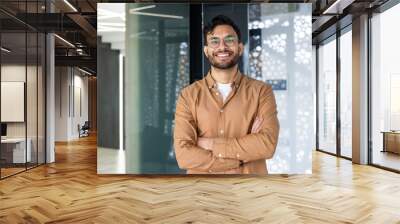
[224,36,236,46]
[209,38,220,48]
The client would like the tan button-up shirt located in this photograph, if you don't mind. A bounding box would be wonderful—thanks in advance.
[173,70,279,174]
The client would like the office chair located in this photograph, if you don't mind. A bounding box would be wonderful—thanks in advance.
[79,121,90,138]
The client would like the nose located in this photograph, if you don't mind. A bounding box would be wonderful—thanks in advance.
[220,39,229,47]
[216,40,229,50]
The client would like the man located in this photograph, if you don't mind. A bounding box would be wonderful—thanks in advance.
[173,15,279,174]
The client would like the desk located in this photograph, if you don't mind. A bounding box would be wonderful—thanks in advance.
[381,131,400,154]
[1,138,31,163]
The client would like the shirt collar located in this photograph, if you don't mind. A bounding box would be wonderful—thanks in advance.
[205,68,243,90]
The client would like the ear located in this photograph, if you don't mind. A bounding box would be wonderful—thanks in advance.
[203,46,208,58]
[238,42,244,56]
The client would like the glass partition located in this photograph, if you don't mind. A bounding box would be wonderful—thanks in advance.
[124,3,190,174]
[0,1,46,179]
[1,31,28,177]
[248,3,313,173]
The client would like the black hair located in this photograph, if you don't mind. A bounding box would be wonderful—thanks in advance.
[203,15,241,45]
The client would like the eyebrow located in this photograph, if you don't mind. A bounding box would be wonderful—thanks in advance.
[209,34,235,39]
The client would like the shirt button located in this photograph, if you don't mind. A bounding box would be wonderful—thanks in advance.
[218,153,222,158]
[220,109,223,113]
[236,153,240,158]
[220,130,224,134]
[215,92,219,96]
[208,169,212,173]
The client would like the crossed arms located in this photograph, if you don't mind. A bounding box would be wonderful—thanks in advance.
[173,85,279,172]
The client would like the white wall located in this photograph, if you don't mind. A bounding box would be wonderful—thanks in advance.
[55,67,89,141]
[71,72,89,138]
[1,82,25,122]
[1,65,35,138]
[1,65,26,130]
[55,66,69,141]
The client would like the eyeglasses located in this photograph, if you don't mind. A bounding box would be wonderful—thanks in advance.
[207,36,237,48]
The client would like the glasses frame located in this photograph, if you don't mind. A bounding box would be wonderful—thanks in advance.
[207,35,238,49]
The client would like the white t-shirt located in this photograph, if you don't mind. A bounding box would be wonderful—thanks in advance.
[217,82,232,102]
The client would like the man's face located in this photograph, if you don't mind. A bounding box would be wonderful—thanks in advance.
[203,25,243,70]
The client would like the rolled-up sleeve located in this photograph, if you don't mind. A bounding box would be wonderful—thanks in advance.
[212,84,280,162]
[173,89,240,172]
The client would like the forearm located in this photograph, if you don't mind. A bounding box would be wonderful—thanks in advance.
[211,116,279,162]
[174,139,241,172]
[209,84,280,162]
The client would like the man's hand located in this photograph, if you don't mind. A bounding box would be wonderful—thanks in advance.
[251,117,263,134]
[197,137,214,151]
[197,117,263,151]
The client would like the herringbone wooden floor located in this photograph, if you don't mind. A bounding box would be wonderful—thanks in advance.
[1,135,400,224]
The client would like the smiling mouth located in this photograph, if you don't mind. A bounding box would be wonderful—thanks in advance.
[214,52,232,59]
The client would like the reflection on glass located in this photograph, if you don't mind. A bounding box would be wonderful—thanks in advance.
[125,3,190,174]
[248,3,313,174]
[371,4,400,171]
[340,29,352,158]
[318,37,337,155]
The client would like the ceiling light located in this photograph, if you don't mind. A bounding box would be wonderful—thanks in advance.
[98,22,126,27]
[98,27,126,32]
[78,67,93,76]
[322,0,354,14]
[54,34,75,48]
[98,8,125,21]
[63,0,78,12]
[128,5,156,13]
[1,47,11,53]
[129,11,183,19]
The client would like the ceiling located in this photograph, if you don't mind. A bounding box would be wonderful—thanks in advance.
[0,0,395,75]
[0,0,97,74]
[311,0,390,43]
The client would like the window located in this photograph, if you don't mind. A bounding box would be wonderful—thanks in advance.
[371,3,400,171]
[339,28,352,158]
[317,36,337,155]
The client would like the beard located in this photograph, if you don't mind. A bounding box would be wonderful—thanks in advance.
[207,50,240,69]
